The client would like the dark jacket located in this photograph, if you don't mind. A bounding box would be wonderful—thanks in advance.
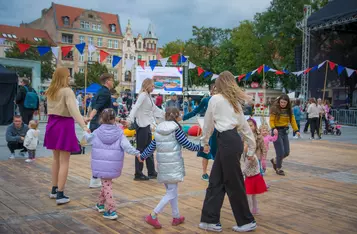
[90,86,112,130]
[183,97,211,121]
[6,123,29,143]
[16,85,37,107]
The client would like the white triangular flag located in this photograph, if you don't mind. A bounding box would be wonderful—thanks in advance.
[88,44,96,53]
[51,47,59,59]
[159,57,169,67]
[346,68,355,77]
[268,68,277,72]
[318,61,326,69]
[189,62,196,69]
[125,59,135,70]
[292,71,304,76]
[211,74,219,80]
[251,69,258,75]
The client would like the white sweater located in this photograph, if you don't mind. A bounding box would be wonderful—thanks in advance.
[24,129,40,150]
[307,103,320,118]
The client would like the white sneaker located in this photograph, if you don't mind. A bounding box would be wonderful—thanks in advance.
[293,136,298,139]
[232,221,257,232]
[199,222,222,232]
[9,153,15,159]
[25,159,33,163]
[89,178,102,188]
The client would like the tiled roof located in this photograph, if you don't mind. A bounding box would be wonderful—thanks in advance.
[0,24,55,45]
[53,3,122,36]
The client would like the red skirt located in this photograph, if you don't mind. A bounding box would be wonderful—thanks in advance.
[245,174,267,195]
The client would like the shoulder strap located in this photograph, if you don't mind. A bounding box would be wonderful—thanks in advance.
[23,86,29,92]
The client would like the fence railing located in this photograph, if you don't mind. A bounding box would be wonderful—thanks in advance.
[330,109,357,126]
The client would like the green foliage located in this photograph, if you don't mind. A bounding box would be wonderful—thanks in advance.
[74,62,108,88]
[5,39,55,82]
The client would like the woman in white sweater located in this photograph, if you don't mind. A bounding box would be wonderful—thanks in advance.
[307,98,321,139]
[199,71,257,233]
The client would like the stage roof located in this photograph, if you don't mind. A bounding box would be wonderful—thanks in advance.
[307,0,357,28]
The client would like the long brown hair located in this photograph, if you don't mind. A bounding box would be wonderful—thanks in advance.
[270,94,292,120]
[215,71,252,113]
[165,107,182,129]
[46,67,70,101]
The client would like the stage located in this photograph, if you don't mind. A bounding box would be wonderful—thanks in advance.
[0,140,357,233]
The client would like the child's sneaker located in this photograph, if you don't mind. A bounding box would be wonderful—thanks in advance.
[201,173,209,182]
[56,192,70,205]
[9,153,15,159]
[103,211,118,220]
[25,159,34,163]
[199,222,222,232]
[96,204,105,213]
[172,216,185,226]
[145,214,162,229]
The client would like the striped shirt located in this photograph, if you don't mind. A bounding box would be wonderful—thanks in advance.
[140,128,203,160]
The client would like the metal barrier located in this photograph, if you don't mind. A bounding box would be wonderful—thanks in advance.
[330,109,357,126]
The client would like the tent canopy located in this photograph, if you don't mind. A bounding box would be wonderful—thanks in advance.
[0,64,18,84]
[77,83,102,94]
[308,0,357,27]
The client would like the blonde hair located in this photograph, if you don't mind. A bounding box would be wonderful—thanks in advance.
[46,67,70,101]
[29,120,39,130]
[141,78,154,93]
[215,71,252,113]
[259,124,269,133]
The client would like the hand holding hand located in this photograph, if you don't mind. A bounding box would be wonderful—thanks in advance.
[247,155,254,161]
[121,120,130,126]
[203,145,210,154]
[137,154,143,162]
[85,128,91,134]
[20,137,25,141]
[296,132,300,137]
[273,129,278,136]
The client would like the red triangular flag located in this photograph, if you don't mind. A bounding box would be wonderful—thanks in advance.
[257,65,263,74]
[17,42,31,53]
[139,60,146,70]
[61,46,73,57]
[328,61,336,71]
[171,54,180,65]
[304,67,313,74]
[238,74,246,81]
[99,50,110,63]
[276,70,284,75]
[197,67,204,76]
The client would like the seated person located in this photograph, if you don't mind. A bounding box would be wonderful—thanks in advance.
[6,115,29,159]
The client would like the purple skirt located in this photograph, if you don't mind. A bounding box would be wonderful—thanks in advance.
[44,115,80,152]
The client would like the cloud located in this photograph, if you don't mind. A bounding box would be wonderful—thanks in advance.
[0,0,271,45]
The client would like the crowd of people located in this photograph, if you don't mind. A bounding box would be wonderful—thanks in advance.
[5,66,330,232]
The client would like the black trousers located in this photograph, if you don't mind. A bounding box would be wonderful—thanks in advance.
[310,117,320,138]
[303,114,310,132]
[8,142,27,154]
[135,125,156,176]
[200,128,254,226]
[19,106,34,125]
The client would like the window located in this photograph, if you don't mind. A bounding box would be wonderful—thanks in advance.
[88,52,93,61]
[108,39,112,48]
[153,56,155,60]
[62,34,73,44]
[108,55,112,64]
[2,33,7,37]
[79,35,85,44]
[125,71,132,82]
[34,37,39,41]
[148,56,150,61]
[97,37,103,47]
[97,52,101,62]
[130,54,133,59]
[63,16,70,25]
[62,51,73,61]
[79,53,84,62]
[80,21,85,28]
[88,37,93,45]
[79,68,84,73]
[7,34,13,38]
[114,40,118,49]
[92,24,97,31]
[125,54,128,59]
[97,24,102,31]
[88,14,94,19]
[127,40,130,47]
[85,22,90,29]
[138,42,141,49]
[12,34,17,38]
[110,24,116,32]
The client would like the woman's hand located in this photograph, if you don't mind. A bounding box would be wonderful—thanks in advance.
[137,154,143,162]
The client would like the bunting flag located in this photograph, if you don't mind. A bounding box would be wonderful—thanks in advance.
[263,65,271,73]
[197,67,204,76]
[180,55,187,63]
[204,71,212,78]
[275,70,284,75]
[251,68,258,75]
[159,57,169,67]
[318,61,326,69]
[177,67,183,74]
[75,43,86,55]
[268,68,277,73]
[245,72,252,81]
[61,46,73,57]
[51,47,59,59]
[238,74,246,81]
[37,46,51,56]
[211,74,219,80]
[138,60,146,70]
[346,68,355,77]
[283,69,289,74]
[0,38,5,45]
[304,67,313,74]
[337,65,345,76]
[171,54,180,65]
[189,62,196,69]
[149,60,158,71]
[99,50,110,63]
[17,42,31,53]
[112,55,122,68]
[310,65,318,72]
[257,65,263,74]
[328,61,336,70]
[125,59,135,70]
[88,44,96,53]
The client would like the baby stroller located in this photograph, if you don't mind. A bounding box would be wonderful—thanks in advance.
[323,116,342,136]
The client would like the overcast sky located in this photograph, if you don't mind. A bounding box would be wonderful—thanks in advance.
[0,0,271,46]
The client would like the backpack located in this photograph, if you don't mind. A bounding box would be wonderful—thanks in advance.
[23,86,39,110]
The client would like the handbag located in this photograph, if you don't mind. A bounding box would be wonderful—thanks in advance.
[129,118,139,130]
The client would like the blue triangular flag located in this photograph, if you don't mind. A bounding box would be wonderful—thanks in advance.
[75,43,86,55]
[337,65,345,76]
[283,69,289,74]
[112,55,122,68]
[37,46,51,56]
[149,60,158,71]
[245,72,252,81]
[264,65,271,73]
[204,71,212,78]
[311,65,318,72]
[180,55,187,63]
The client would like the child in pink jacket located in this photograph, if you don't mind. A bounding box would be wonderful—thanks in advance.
[259,124,278,173]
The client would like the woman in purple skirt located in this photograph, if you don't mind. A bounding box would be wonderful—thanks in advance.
[44,67,89,205]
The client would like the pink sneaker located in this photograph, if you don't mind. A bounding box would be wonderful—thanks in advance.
[172,216,185,226]
[145,215,162,229]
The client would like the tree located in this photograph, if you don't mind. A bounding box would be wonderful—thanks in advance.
[74,62,108,88]
[5,39,55,82]
[161,40,185,58]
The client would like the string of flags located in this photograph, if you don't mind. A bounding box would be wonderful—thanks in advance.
[9,42,357,80]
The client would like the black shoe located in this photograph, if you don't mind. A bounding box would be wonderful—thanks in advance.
[134,174,150,181]
[56,191,70,205]
[148,173,157,179]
